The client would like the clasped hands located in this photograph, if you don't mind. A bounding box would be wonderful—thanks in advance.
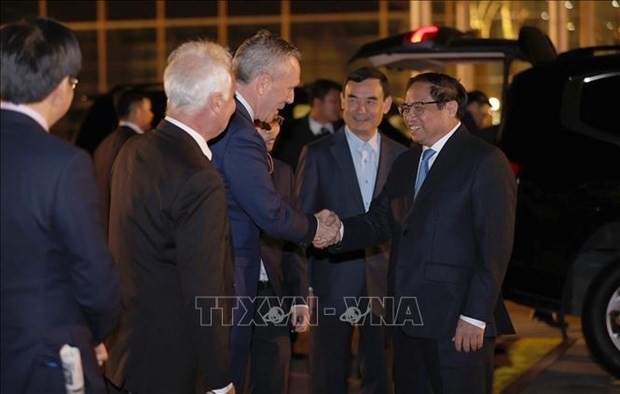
[313,209,341,249]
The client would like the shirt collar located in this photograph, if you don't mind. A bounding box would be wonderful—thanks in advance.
[165,116,212,160]
[344,126,380,152]
[1,101,49,132]
[119,120,144,134]
[308,116,334,136]
[235,92,255,121]
[425,122,460,154]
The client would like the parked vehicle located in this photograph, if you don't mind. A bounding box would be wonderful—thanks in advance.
[351,25,620,377]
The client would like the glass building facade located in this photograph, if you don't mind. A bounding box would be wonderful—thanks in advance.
[1,0,618,141]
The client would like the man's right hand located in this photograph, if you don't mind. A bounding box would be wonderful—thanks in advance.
[313,209,341,248]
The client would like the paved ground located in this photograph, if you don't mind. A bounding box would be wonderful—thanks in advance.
[287,301,620,393]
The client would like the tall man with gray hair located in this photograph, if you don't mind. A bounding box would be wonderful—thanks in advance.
[106,40,237,393]
[210,30,340,393]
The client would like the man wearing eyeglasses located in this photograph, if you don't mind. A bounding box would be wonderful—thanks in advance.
[1,17,120,393]
[324,72,516,393]
[296,67,406,394]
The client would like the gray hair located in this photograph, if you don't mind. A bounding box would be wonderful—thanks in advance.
[232,29,301,84]
[164,39,232,114]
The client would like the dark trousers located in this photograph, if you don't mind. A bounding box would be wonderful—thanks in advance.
[310,311,392,394]
[392,327,495,394]
[247,283,291,394]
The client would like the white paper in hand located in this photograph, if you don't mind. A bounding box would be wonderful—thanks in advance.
[59,344,85,394]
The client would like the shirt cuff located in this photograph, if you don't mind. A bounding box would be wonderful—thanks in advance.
[459,314,486,329]
[339,222,344,240]
[314,216,320,238]
[290,304,309,313]
[210,382,234,394]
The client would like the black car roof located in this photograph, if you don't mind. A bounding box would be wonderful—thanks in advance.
[349,25,527,70]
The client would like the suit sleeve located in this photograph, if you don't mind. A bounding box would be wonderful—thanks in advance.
[464,149,517,321]
[172,168,233,391]
[54,151,121,343]
[338,187,392,251]
[224,126,316,244]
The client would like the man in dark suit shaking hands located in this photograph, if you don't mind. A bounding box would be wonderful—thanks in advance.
[1,17,120,393]
[327,72,517,394]
[210,30,339,393]
[105,40,237,394]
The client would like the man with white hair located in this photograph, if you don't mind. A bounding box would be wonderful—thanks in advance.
[105,39,237,394]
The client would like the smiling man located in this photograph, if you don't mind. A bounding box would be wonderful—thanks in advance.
[328,72,517,394]
[209,30,339,393]
[296,67,406,394]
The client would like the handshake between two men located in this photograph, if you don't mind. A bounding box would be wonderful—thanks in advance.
[313,209,341,249]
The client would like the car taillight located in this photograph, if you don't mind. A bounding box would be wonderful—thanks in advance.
[510,162,520,178]
[409,25,439,43]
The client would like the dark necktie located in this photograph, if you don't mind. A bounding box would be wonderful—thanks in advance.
[319,126,330,136]
[414,148,436,197]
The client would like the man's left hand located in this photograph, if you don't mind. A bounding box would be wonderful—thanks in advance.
[453,319,484,352]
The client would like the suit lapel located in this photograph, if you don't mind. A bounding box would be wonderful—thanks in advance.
[374,134,398,198]
[329,131,366,212]
[402,145,422,225]
[402,128,467,227]
[414,128,466,204]
[234,97,253,125]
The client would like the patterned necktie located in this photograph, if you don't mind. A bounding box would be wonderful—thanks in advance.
[414,148,436,197]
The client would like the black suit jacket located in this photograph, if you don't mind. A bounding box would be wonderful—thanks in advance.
[296,129,406,315]
[106,119,234,393]
[261,158,308,305]
[93,125,140,238]
[339,126,516,338]
[1,109,120,394]
[272,115,342,171]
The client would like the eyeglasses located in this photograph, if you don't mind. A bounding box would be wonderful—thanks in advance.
[69,77,79,90]
[398,101,442,116]
[254,115,284,131]
[272,114,284,126]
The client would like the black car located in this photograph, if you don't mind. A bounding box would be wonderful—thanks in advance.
[351,25,620,376]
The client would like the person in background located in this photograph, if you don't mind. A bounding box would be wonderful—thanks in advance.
[105,39,236,394]
[462,89,497,144]
[1,17,120,393]
[272,78,342,170]
[93,88,153,238]
[323,72,516,394]
[209,29,339,393]
[249,114,310,394]
[296,67,406,394]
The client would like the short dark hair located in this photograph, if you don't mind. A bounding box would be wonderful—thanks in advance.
[309,79,341,102]
[114,88,150,119]
[344,67,390,98]
[406,72,468,119]
[467,90,491,106]
[1,17,81,104]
